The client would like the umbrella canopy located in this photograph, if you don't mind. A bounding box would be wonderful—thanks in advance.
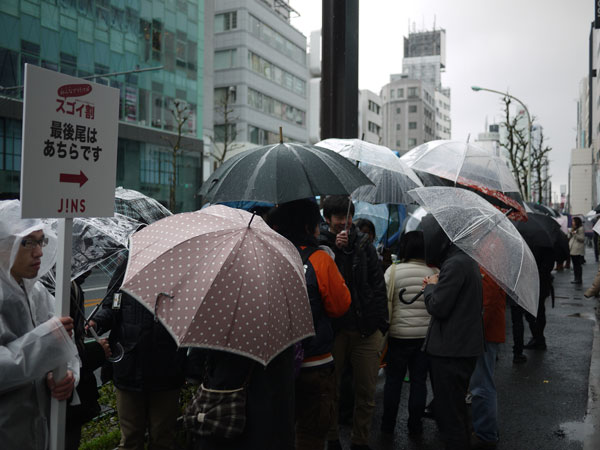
[121,204,315,365]
[198,142,373,204]
[317,138,423,204]
[409,186,539,316]
[401,140,526,220]
[513,212,569,264]
[42,213,143,288]
[115,186,172,224]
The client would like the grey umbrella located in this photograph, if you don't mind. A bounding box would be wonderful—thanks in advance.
[198,142,374,204]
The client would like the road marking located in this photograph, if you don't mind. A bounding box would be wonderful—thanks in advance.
[85,298,102,307]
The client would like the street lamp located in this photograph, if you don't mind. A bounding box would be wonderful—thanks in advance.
[471,86,533,201]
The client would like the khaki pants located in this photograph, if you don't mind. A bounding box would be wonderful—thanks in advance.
[327,329,384,445]
[116,387,180,450]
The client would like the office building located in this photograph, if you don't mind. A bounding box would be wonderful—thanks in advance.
[210,0,308,168]
[0,0,206,211]
[358,89,382,145]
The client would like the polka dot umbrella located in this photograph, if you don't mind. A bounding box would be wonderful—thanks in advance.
[121,204,315,366]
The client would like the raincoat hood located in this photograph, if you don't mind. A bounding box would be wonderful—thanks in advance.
[421,214,452,268]
[0,200,57,293]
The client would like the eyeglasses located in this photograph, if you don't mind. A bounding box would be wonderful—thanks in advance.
[21,237,49,249]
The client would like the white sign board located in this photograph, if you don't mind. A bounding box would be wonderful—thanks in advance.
[20,64,119,218]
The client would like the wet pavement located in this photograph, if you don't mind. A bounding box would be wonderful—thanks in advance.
[338,247,600,450]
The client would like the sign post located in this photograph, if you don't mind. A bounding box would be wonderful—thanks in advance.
[20,64,119,450]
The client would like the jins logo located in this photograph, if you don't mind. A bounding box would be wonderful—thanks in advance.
[57,84,92,98]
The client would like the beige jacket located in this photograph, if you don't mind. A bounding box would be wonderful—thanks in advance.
[569,226,585,256]
[384,259,438,339]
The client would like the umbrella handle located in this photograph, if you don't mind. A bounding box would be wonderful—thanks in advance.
[398,288,424,305]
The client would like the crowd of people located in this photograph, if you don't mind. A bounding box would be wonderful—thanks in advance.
[0,196,593,450]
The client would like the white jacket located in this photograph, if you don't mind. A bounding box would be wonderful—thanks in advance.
[569,226,585,256]
[0,200,79,450]
[385,259,438,339]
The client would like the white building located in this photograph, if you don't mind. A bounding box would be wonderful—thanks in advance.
[358,90,383,145]
[211,0,308,169]
[569,147,594,214]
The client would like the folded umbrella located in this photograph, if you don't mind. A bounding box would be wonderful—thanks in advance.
[409,186,539,316]
[121,205,315,365]
[199,142,373,204]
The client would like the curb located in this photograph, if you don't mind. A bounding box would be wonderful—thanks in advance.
[584,298,600,450]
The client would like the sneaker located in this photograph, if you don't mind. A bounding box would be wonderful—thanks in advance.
[327,440,343,450]
[471,432,498,449]
[513,353,527,364]
[524,338,547,350]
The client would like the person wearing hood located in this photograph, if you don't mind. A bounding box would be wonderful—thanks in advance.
[318,195,388,450]
[0,200,80,450]
[420,214,484,450]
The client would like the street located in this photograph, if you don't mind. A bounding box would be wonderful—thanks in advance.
[339,248,600,450]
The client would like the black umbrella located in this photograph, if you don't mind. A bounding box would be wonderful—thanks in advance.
[512,212,568,263]
[198,142,374,204]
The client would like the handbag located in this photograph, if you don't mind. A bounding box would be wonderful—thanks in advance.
[183,358,255,439]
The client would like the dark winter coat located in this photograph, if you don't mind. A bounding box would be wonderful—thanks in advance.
[318,223,388,337]
[189,346,295,450]
[421,215,485,358]
[93,259,186,392]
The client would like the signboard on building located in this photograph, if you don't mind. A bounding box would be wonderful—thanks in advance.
[20,64,119,218]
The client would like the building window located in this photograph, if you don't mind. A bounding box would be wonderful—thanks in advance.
[390,89,394,99]
[214,49,237,70]
[408,138,417,147]
[368,121,381,134]
[408,87,418,97]
[248,88,306,126]
[409,122,417,130]
[248,52,306,97]
[409,105,417,113]
[215,11,237,32]
[368,100,380,114]
[396,124,401,130]
[249,15,305,65]
[396,107,401,114]
[214,124,237,143]
[248,125,281,145]
[0,118,22,171]
[396,140,401,147]
[397,88,404,98]
[140,145,176,185]
[214,86,237,105]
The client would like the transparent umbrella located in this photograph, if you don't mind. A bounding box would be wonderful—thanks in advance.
[409,186,539,316]
[402,140,526,220]
[317,138,422,204]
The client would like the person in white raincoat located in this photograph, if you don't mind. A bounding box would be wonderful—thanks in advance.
[0,200,80,450]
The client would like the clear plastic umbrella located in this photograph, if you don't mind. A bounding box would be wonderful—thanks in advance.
[317,138,423,204]
[409,186,539,316]
[42,213,142,286]
[115,186,172,225]
[401,140,520,193]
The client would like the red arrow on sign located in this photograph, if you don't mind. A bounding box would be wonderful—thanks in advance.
[59,171,88,187]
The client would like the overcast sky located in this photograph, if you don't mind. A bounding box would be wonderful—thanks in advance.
[289,0,591,199]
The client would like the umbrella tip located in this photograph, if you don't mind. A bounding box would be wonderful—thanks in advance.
[248,212,256,228]
[279,126,283,144]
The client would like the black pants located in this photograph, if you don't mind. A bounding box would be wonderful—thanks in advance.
[510,297,546,353]
[571,255,584,282]
[429,355,477,450]
[382,338,428,431]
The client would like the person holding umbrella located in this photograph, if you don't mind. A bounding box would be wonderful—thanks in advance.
[569,217,585,285]
[421,214,484,450]
[318,195,388,450]
[272,199,352,450]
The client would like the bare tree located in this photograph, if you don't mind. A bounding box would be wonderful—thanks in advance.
[164,99,189,212]
[530,129,552,204]
[213,86,242,168]
[499,96,530,200]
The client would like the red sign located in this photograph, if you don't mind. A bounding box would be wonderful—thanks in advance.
[57,84,92,98]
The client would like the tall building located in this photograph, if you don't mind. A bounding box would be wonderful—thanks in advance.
[381,27,450,154]
[210,0,308,168]
[381,75,436,154]
[358,89,382,145]
[0,0,205,211]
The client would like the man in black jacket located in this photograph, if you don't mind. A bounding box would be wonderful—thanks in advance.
[90,258,187,450]
[319,196,388,450]
[421,214,484,450]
